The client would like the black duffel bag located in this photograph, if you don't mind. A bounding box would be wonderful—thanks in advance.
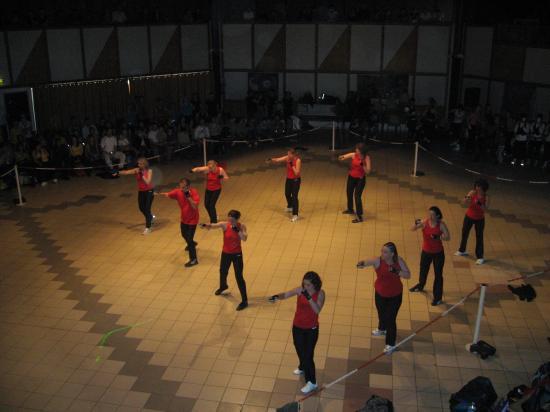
[450,376,498,411]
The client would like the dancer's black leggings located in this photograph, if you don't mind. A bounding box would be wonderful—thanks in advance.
[346,175,366,217]
[138,190,154,228]
[220,252,247,303]
[292,326,319,384]
[285,178,301,215]
[418,250,445,302]
[459,216,485,259]
[180,223,197,260]
[204,189,221,223]
[375,292,402,346]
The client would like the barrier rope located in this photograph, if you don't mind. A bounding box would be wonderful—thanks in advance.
[0,167,15,178]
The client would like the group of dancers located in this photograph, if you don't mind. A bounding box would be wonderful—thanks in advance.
[115,146,490,394]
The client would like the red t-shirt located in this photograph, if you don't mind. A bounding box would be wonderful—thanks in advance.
[293,291,319,329]
[223,222,242,254]
[422,220,444,254]
[206,167,222,191]
[287,157,300,179]
[167,188,200,225]
[349,154,366,178]
[466,194,485,220]
[136,169,153,191]
[374,259,403,298]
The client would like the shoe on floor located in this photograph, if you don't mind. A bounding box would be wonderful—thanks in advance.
[215,287,228,296]
[342,209,354,215]
[372,328,386,336]
[409,284,424,292]
[352,217,363,223]
[236,301,248,311]
[293,369,304,375]
[431,299,443,306]
[290,215,299,222]
[184,259,198,267]
[454,251,468,256]
[285,207,293,212]
[300,381,318,394]
[476,258,485,265]
[185,241,198,251]
[142,228,151,235]
[384,345,398,354]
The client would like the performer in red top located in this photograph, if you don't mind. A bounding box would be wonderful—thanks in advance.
[358,242,411,352]
[268,271,325,394]
[455,179,490,265]
[190,160,229,223]
[117,157,155,235]
[266,148,302,222]
[338,143,371,223]
[201,210,248,311]
[409,206,451,305]
[158,178,200,267]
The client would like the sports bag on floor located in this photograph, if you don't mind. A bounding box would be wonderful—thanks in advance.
[450,376,498,411]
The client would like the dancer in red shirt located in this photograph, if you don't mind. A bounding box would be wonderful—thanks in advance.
[201,210,248,311]
[266,148,302,222]
[117,157,155,235]
[190,160,229,223]
[358,242,411,352]
[409,206,451,306]
[269,271,325,394]
[158,178,200,267]
[338,143,371,223]
[455,179,490,265]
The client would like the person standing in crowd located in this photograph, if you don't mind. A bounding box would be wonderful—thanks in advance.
[158,178,200,267]
[339,143,371,223]
[405,98,417,140]
[530,114,545,167]
[101,128,126,170]
[266,148,302,222]
[512,115,529,167]
[357,242,411,352]
[190,160,229,223]
[202,210,248,311]
[268,271,325,394]
[450,104,465,151]
[455,179,489,265]
[117,158,155,235]
[409,206,451,306]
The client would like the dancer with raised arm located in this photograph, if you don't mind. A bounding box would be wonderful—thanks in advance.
[269,271,325,394]
[455,179,490,265]
[157,178,200,267]
[201,210,248,311]
[117,157,155,235]
[357,242,411,352]
[190,160,229,223]
[266,148,302,222]
[409,206,451,306]
[339,143,371,223]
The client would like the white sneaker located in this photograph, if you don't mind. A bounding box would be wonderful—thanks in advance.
[300,381,318,394]
[290,215,299,222]
[476,258,485,265]
[293,369,304,375]
[142,228,151,235]
[454,251,468,256]
[372,328,386,336]
[52,178,58,183]
[40,181,48,187]
[384,345,395,354]
[285,207,292,212]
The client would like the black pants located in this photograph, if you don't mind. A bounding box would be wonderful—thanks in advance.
[180,223,197,260]
[459,216,485,259]
[374,292,402,346]
[346,176,366,217]
[285,178,301,215]
[204,189,221,223]
[138,190,154,228]
[514,140,527,159]
[292,326,319,384]
[418,250,445,301]
[220,252,247,303]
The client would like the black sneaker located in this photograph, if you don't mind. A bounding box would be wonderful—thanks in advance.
[342,210,354,215]
[352,217,363,223]
[185,241,198,251]
[236,301,248,311]
[409,284,424,292]
[215,287,228,296]
[431,299,442,306]
[184,259,198,267]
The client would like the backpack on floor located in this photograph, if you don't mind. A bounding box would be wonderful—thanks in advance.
[522,362,550,412]
[356,395,394,412]
[450,376,498,412]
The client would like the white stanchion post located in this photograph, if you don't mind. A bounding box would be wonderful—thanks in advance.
[14,165,25,206]
[466,284,487,351]
[203,138,207,166]
[412,141,419,177]
[331,121,336,151]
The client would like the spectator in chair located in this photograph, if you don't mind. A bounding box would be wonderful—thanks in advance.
[101,128,126,170]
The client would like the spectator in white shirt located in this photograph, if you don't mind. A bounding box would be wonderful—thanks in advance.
[101,129,126,169]
[194,120,210,142]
